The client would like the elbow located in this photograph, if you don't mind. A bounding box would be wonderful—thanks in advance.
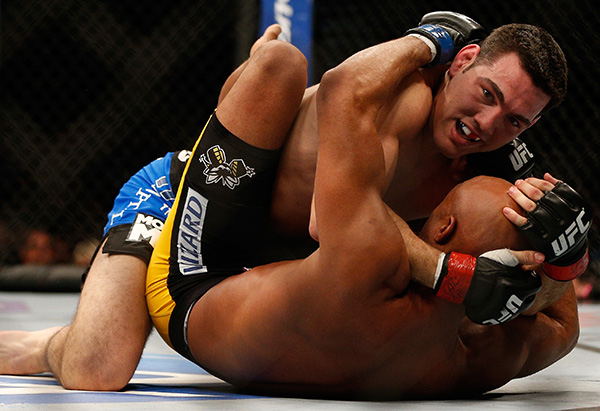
[317,64,370,113]
[317,67,348,105]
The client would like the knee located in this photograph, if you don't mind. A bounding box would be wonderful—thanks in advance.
[60,367,134,391]
[253,41,308,88]
[58,352,138,391]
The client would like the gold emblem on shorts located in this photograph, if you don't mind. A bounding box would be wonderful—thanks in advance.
[199,145,255,189]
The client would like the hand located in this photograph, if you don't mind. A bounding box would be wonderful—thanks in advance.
[434,249,542,325]
[504,173,591,281]
[504,173,559,225]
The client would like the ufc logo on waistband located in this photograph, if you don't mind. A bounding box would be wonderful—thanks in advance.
[551,209,590,257]
[509,144,533,171]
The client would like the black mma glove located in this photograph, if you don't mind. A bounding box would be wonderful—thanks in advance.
[434,250,541,325]
[405,11,487,66]
[467,137,535,182]
[520,181,592,281]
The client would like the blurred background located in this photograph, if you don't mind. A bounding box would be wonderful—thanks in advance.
[1,0,599,297]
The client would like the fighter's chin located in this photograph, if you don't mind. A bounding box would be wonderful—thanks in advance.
[436,134,465,159]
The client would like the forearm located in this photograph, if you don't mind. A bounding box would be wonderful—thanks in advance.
[516,284,579,377]
[322,36,432,108]
[521,270,572,316]
[458,286,578,392]
[464,284,578,377]
[384,205,441,288]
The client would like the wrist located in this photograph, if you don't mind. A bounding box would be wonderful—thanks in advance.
[434,252,476,304]
[407,24,454,66]
[543,247,590,281]
[406,33,437,64]
[433,252,446,288]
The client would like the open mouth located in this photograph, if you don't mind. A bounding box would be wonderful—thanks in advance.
[456,120,481,142]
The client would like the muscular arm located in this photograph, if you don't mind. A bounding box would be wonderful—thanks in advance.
[516,284,579,377]
[314,36,449,288]
[313,36,435,223]
[521,269,572,315]
[384,204,448,287]
[457,284,579,393]
[312,39,430,291]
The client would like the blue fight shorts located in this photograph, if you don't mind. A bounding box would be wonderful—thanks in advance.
[99,150,189,265]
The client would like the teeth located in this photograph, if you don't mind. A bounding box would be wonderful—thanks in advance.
[459,121,481,142]
[460,121,472,136]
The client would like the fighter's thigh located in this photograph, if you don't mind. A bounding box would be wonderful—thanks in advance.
[70,246,151,353]
[216,41,308,150]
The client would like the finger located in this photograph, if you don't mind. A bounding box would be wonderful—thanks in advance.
[507,185,537,212]
[510,249,545,265]
[522,176,555,193]
[514,179,547,201]
[543,172,561,185]
[503,206,528,227]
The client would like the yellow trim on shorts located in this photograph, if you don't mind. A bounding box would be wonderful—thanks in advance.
[146,113,213,348]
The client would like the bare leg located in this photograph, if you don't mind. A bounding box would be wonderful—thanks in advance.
[0,248,151,391]
[2,35,306,391]
[218,24,283,105]
[217,38,308,150]
[47,251,152,390]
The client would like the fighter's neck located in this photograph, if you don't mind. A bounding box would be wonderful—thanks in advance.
[422,66,449,94]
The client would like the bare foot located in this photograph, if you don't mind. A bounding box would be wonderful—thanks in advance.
[0,327,63,375]
[250,24,283,56]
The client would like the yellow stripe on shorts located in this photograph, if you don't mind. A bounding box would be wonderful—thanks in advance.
[145,113,214,348]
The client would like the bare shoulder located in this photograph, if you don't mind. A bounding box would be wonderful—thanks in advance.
[379,69,433,144]
[399,70,433,128]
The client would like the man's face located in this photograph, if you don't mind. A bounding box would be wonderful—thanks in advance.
[431,49,551,159]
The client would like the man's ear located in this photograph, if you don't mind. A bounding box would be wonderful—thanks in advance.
[448,44,480,77]
[433,215,457,245]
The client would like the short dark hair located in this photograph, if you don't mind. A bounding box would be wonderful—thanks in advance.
[473,23,568,114]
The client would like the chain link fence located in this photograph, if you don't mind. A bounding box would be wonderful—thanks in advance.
[1,0,243,264]
[1,0,599,290]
